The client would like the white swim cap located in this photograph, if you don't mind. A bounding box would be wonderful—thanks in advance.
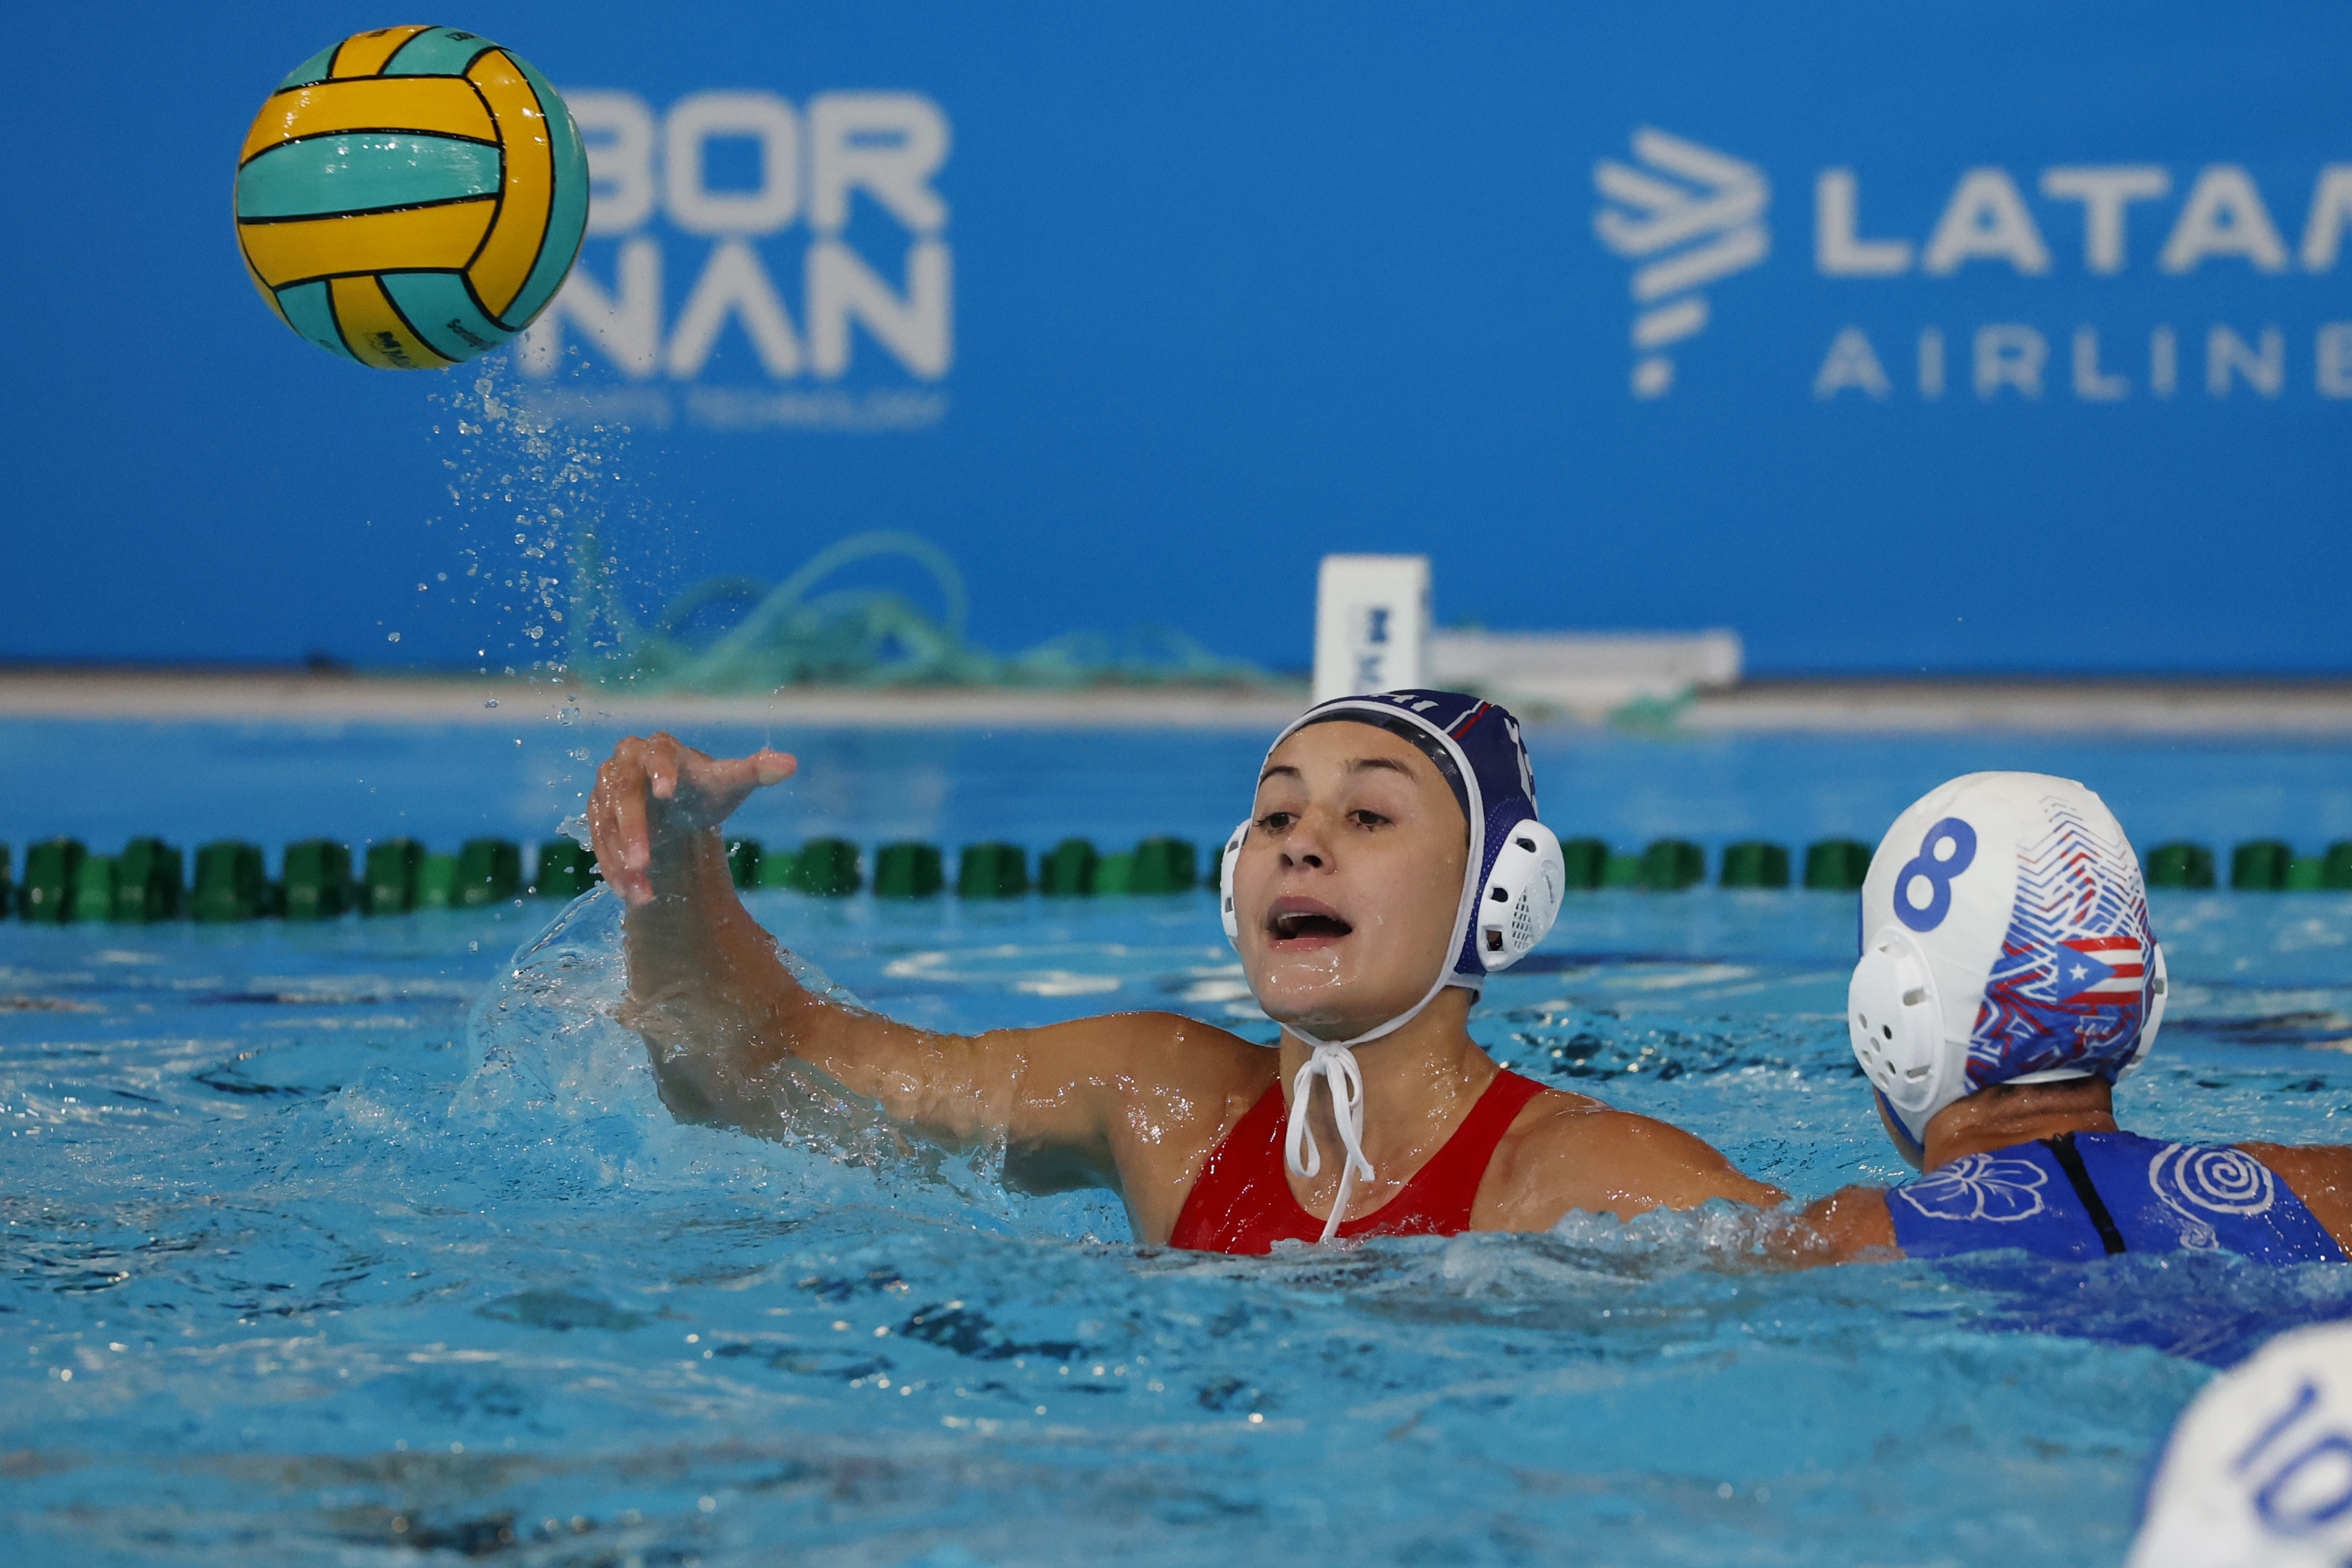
[1847,772,2166,1159]
[2132,1322,2352,1568]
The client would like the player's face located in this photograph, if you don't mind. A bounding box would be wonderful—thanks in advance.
[1234,721,1470,1039]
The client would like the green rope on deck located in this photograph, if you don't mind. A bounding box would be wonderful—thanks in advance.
[575,529,1264,693]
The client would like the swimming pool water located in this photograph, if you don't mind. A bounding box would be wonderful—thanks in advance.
[7,718,2352,1566]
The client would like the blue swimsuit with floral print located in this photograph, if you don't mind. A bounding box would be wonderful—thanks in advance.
[1885,1131,2343,1263]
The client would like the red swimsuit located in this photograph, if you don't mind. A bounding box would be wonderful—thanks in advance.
[1166,1069,1548,1254]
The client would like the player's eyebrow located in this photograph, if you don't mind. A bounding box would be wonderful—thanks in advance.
[1257,756,1418,785]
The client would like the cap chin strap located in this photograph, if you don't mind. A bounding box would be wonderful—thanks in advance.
[1280,973,1476,1245]
[1284,1044,1375,1245]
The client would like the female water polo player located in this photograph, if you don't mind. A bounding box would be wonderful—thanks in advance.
[590,690,1782,1252]
[1795,772,2352,1264]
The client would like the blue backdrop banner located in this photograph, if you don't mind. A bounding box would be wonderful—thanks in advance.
[6,1,2348,673]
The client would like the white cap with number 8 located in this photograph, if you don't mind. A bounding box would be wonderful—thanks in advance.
[1848,771,2166,1158]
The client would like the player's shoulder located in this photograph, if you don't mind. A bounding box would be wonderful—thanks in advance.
[2236,1139,2352,1180]
[1483,1086,1679,1196]
[1501,1084,1692,1162]
[1066,1009,1276,1101]
[2237,1141,2352,1245]
[1113,1008,1269,1061]
[1485,1081,1786,1224]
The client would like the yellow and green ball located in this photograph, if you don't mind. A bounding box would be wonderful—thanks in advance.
[233,25,588,370]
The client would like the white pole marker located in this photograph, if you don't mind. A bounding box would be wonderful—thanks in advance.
[1312,555,1430,705]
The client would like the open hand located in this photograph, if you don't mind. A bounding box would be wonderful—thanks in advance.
[590,732,798,905]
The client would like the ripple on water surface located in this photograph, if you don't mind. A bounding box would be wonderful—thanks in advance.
[6,871,2352,1563]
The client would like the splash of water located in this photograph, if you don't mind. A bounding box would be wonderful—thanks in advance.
[432,357,1266,690]
[453,889,1143,1238]
[426,355,643,676]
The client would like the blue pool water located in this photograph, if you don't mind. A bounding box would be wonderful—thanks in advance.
[7,716,2352,1565]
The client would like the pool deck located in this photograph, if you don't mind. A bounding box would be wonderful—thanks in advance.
[1688,678,2352,736]
[2,668,2351,735]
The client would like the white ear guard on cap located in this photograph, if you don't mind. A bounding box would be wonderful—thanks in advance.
[1848,923,1955,1148]
[1219,820,1249,947]
[2120,941,2168,1078]
[1478,819,1565,971]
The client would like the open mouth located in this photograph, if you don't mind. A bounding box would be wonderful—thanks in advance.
[1266,898,1354,945]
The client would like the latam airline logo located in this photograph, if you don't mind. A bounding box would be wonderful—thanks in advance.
[1593,129,1771,399]
[1595,128,2352,405]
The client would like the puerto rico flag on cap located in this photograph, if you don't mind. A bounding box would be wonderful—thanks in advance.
[1967,799,2155,1086]
[2052,935,2148,1003]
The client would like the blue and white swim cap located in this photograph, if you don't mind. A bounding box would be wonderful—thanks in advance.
[1849,772,2167,1157]
[1291,689,1551,986]
[1224,688,1560,999]
[2132,1322,2352,1567]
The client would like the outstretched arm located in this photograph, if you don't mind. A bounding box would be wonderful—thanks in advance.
[1487,1099,1895,1260]
[589,734,1258,1199]
[1780,1184,1901,1262]
[590,733,808,1129]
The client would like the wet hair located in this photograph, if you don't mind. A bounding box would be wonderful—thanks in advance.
[1294,711,1471,825]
